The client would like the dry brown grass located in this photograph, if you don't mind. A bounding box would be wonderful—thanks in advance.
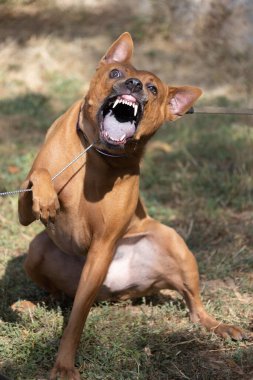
[0,0,252,99]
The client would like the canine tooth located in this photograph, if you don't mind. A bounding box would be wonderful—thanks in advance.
[113,99,120,108]
[134,104,138,116]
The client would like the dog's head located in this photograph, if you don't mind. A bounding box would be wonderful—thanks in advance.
[84,32,202,155]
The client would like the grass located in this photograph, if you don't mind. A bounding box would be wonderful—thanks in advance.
[1,4,253,378]
[0,89,253,379]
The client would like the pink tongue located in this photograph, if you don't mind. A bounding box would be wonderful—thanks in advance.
[103,111,135,141]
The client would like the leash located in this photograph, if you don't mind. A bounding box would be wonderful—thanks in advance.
[1,120,128,197]
[0,143,94,197]
[187,106,253,116]
[1,106,253,197]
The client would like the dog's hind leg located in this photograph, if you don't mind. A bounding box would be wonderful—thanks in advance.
[144,221,246,340]
[24,231,84,298]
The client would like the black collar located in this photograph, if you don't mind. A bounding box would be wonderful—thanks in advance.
[93,146,128,158]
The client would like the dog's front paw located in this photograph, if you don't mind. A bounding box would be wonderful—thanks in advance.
[30,168,60,224]
[50,363,81,380]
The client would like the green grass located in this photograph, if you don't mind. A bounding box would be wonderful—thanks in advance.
[0,80,253,379]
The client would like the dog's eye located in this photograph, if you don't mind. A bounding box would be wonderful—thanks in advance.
[109,69,122,79]
[147,84,158,95]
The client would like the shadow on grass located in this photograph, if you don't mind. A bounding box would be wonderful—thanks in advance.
[1,311,253,379]
[1,253,253,379]
[0,93,50,118]
[1,231,253,379]
[0,253,47,322]
[0,92,57,136]
[142,111,253,243]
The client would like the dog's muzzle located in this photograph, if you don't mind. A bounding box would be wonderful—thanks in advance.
[98,78,146,147]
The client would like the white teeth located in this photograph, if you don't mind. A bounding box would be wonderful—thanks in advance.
[113,99,120,108]
[112,97,138,116]
[109,135,125,142]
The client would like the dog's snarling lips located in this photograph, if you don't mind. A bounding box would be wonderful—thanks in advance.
[99,94,143,146]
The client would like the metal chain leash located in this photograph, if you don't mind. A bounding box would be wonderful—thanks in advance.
[0,143,94,197]
[0,188,33,197]
[187,106,253,115]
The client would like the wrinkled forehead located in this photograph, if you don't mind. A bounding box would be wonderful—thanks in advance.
[98,62,165,88]
[135,69,163,85]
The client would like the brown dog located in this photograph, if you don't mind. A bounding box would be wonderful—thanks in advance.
[18,33,245,379]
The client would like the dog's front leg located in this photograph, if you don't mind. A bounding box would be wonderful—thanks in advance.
[19,168,60,226]
[50,238,117,380]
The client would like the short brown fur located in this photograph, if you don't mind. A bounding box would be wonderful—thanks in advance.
[19,33,245,380]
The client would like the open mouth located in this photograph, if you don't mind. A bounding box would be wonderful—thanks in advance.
[99,94,143,146]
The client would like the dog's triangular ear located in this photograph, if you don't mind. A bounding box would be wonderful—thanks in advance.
[100,32,134,65]
[166,86,202,121]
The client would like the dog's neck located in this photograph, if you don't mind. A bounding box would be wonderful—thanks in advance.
[78,102,147,168]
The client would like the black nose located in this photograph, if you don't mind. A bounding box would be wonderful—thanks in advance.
[125,78,143,93]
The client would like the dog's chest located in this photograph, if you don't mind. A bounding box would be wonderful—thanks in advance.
[46,161,139,255]
[47,208,92,255]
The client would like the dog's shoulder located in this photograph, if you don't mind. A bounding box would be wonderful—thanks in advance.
[45,99,83,143]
